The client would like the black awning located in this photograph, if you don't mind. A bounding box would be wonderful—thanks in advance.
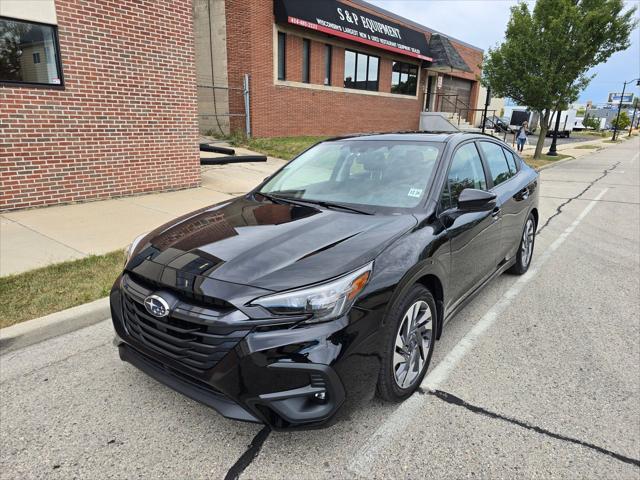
[274,0,432,62]
[427,34,472,73]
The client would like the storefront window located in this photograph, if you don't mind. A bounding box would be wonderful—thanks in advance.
[0,17,63,86]
[302,38,310,83]
[324,44,332,86]
[277,32,286,80]
[391,61,418,95]
[344,49,379,91]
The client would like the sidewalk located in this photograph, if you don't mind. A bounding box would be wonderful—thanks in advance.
[0,145,286,276]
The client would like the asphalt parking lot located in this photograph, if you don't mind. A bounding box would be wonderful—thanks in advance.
[1,138,639,479]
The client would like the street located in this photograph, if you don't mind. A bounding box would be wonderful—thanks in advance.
[1,139,639,479]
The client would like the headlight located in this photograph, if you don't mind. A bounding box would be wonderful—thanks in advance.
[250,263,373,324]
[124,232,148,266]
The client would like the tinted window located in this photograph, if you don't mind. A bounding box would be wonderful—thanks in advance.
[324,44,332,86]
[302,39,310,83]
[442,143,487,209]
[391,61,418,95]
[479,141,512,186]
[344,50,379,91]
[0,18,63,86]
[277,32,286,80]
[260,141,441,209]
[504,148,519,174]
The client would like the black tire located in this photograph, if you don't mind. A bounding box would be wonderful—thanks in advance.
[377,284,437,402]
[508,212,536,275]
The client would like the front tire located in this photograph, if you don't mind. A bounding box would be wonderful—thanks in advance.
[508,213,536,275]
[377,285,436,401]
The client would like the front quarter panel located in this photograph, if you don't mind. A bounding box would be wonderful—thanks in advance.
[361,212,450,327]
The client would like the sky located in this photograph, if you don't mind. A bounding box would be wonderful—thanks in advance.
[368,0,640,104]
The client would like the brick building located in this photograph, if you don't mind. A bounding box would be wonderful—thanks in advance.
[0,0,201,211]
[1,0,483,211]
[197,0,484,137]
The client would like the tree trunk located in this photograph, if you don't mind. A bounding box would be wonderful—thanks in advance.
[534,110,551,159]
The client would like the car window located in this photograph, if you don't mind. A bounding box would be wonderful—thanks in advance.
[503,148,519,174]
[441,143,487,210]
[479,141,513,186]
[259,140,442,209]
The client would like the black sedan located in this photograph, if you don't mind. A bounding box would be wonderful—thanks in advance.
[111,132,539,429]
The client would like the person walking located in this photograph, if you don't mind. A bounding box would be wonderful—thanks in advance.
[516,121,528,152]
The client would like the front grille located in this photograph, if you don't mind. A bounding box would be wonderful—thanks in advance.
[120,275,251,371]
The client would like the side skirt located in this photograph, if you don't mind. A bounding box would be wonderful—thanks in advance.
[442,257,517,329]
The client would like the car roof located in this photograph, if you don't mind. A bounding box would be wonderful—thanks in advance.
[324,131,506,145]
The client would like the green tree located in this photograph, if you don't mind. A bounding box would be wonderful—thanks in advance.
[582,115,601,130]
[482,0,637,158]
[612,110,631,130]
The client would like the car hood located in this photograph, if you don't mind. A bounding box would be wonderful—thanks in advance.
[129,196,417,292]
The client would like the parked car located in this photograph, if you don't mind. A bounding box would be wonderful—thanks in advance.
[482,115,512,133]
[111,132,539,430]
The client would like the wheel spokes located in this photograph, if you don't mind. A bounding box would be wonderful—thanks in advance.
[393,300,432,389]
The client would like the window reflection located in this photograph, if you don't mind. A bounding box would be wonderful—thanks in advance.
[0,18,62,85]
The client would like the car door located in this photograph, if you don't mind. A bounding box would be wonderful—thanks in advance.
[439,142,503,308]
[477,141,528,263]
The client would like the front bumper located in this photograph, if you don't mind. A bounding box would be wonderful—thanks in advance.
[111,285,384,430]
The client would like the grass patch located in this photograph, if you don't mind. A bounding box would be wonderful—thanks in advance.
[228,134,328,160]
[0,250,124,328]
[523,153,572,170]
[573,131,611,138]
[574,144,601,149]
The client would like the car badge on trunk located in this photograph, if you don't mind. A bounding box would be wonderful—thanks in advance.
[144,294,170,318]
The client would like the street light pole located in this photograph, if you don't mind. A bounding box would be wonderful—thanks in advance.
[482,86,491,134]
[611,82,627,141]
[629,102,638,137]
[612,78,640,141]
[547,108,562,156]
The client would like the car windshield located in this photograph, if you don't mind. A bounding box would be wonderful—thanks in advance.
[259,140,442,210]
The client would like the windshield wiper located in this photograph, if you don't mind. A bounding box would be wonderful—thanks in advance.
[258,192,374,215]
[256,192,291,205]
[292,198,375,215]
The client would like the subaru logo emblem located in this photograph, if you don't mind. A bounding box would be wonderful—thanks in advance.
[144,294,170,318]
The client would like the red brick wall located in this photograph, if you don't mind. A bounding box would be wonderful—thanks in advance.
[224,0,482,138]
[0,0,200,211]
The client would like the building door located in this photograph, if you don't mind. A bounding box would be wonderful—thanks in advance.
[439,75,473,114]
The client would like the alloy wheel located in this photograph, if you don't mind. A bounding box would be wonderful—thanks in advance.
[393,300,433,389]
[521,218,535,267]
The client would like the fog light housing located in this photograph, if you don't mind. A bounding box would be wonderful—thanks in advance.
[313,390,327,402]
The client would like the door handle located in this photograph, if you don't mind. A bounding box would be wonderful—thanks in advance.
[518,187,529,200]
[491,206,501,218]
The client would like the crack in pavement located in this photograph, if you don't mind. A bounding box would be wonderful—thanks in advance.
[224,426,271,480]
[421,388,640,468]
[537,161,620,234]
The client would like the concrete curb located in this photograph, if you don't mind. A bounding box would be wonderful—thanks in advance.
[536,155,578,171]
[0,297,110,355]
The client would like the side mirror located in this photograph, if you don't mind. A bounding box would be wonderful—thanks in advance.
[457,188,496,211]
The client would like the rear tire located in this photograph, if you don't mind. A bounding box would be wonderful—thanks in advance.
[377,285,436,401]
[508,212,536,275]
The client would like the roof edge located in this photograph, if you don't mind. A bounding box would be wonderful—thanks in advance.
[347,0,484,53]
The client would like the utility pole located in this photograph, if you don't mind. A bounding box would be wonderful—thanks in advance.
[612,78,640,141]
[481,86,491,134]
[547,108,562,156]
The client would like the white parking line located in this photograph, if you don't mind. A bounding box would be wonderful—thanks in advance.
[348,188,610,477]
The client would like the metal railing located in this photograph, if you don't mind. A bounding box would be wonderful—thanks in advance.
[435,94,497,130]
